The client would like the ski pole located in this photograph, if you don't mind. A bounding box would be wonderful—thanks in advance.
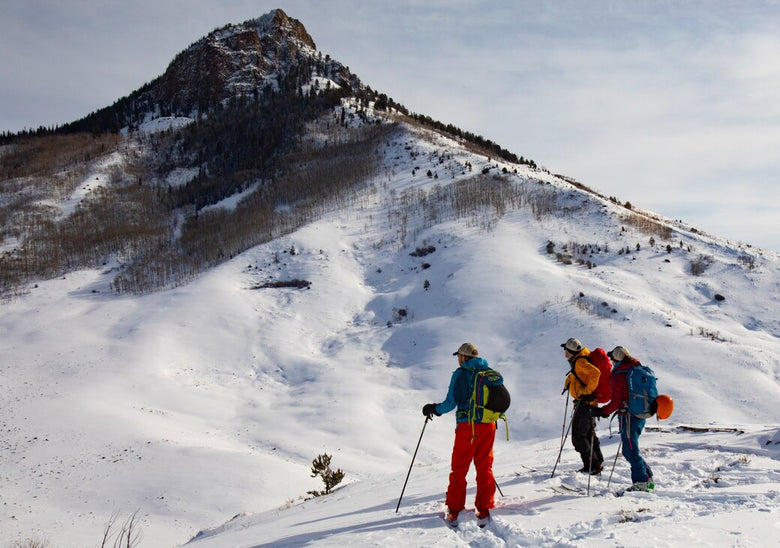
[495,479,504,498]
[607,439,622,489]
[551,409,574,478]
[587,423,596,496]
[395,416,429,513]
[559,393,570,449]
[551,399,574,478]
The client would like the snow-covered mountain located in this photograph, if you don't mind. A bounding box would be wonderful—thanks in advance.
[2,116,778,546]
[1,10,779,548]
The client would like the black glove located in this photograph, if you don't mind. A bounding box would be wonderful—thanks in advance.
[422,403,440,419]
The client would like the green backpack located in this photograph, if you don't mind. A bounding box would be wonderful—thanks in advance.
[468,369,511,440]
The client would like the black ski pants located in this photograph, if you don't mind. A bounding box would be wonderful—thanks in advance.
[571,402,603,471]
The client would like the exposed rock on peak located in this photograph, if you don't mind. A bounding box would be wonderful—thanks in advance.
[245,8,316,50]
[153,9,321,113]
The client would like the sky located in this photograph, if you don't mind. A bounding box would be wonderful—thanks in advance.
[1,0,779,251]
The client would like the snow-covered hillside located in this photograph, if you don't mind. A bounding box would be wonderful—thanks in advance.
[1,118,778,547]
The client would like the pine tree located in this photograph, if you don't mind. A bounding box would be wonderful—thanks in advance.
[308,453,345,496]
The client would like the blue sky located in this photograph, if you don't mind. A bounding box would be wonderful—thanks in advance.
[1,0,778,251]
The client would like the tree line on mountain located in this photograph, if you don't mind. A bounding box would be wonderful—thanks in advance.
[151,89,351,210]
[113,122,388,293]
[0,133,120,179]
[408,113,536,168]
[0,133,127,296]
[0,108,390,296]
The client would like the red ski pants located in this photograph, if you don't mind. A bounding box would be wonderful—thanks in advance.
[445,421,497,514]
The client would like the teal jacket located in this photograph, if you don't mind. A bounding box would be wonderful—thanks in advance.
[434,357,492,422]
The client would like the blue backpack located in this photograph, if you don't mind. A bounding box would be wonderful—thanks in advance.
[617,364,658,418]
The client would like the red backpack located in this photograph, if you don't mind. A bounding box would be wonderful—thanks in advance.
[587,348,612,404]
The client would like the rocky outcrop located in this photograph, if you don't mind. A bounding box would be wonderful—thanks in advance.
[152,9,320,112]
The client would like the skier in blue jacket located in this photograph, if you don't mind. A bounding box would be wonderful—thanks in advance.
[422,342,497,527]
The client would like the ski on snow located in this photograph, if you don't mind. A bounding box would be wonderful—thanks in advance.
[551,482,656,497]
[612,485,655,497]
[551,482,585,495]
[516,464,546,475]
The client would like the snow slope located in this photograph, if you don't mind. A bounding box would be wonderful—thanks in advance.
[1,120,778,547]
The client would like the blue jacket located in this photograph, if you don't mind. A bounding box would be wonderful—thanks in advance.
[434,357,492,422]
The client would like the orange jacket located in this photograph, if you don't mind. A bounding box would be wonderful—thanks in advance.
[563,348,600,405]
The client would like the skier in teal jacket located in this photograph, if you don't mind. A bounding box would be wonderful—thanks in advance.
[422,342,497,527]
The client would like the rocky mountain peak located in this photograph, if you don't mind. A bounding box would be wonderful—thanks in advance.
[245,8,316,50]
[152,9,320,113]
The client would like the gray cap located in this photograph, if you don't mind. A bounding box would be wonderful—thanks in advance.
[608,346,630,362]
[561,338,583,353]
[453,342,479,357]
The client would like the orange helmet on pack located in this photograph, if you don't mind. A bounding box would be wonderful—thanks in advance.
[655,394,674,420]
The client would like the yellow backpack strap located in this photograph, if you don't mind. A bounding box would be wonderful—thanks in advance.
[468,370,480,443]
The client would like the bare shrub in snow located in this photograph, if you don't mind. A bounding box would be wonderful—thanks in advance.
[621,211,673,239]
[689,254,714,276]
[571,292,618,318]
[9,537,51,548]
[101,510,143,548]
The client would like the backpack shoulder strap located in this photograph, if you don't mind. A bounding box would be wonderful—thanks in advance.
[569,356,587,387]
